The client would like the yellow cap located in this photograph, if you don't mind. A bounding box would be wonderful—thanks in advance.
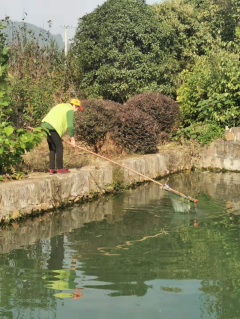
[70,99,83,111]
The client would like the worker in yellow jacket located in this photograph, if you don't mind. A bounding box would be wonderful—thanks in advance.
[41,99,83,174]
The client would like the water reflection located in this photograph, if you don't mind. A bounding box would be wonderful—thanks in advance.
[1,172,240,318]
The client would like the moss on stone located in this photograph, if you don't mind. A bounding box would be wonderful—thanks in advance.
[112,166,125,191]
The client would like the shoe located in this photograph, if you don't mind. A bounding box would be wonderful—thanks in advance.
[49,169,57,175]
[57,168,70,174]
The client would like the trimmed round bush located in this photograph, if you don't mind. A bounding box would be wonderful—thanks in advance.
[112,106,159,154]
[126,92,180,133]
[159,132,171,145]
[74,99,122,153]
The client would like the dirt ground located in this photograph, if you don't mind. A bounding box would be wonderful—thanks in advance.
[21,133,131,174]
[1,133,201,182]
[22,138,200,173]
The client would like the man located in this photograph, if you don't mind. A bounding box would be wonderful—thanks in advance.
[41,99,83,174]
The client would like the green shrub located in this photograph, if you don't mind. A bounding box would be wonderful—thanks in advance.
[0,89,46,174]
[112,106,159,154]
[0,118,45,173]
[74,99,122,153]
[9,76,60,127]
[172,122,225,145]
[0,23,46,175]
[126,92,180,133]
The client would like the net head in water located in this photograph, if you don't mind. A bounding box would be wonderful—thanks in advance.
[168,192,192,213]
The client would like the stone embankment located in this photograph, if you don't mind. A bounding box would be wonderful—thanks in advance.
[0,182,166,254]
[1,126,240,221]
[0,148,191,221]
[200,127,240,171]
[1,171,240,255]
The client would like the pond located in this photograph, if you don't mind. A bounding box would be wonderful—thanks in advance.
[1,171,240,319]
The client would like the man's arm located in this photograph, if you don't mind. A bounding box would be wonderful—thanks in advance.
[67,110,75,147]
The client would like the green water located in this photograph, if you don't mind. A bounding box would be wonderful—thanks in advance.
[1,172,240,319]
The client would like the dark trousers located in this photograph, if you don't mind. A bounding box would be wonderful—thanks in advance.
[47,130,63,169]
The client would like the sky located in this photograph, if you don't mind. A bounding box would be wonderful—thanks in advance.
[0,0,160,40]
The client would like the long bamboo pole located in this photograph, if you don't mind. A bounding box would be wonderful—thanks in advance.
[63,140,198,204]
[27,127,198,203]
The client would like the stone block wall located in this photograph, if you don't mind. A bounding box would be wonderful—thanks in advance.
[200,128,240,171]
[0,149,192,220]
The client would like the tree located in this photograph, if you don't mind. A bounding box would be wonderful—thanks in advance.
[177,47,240,127]
[185,0,240,42]
[152,0,213,70]
[6,21,70,128]
[0,23,46,174]
[71,0,177,102]
[0,23,9,107]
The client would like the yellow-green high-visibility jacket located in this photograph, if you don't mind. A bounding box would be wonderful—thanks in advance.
[42,103,73,137]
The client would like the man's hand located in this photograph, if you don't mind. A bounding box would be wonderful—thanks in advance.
[70,137,76,148]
